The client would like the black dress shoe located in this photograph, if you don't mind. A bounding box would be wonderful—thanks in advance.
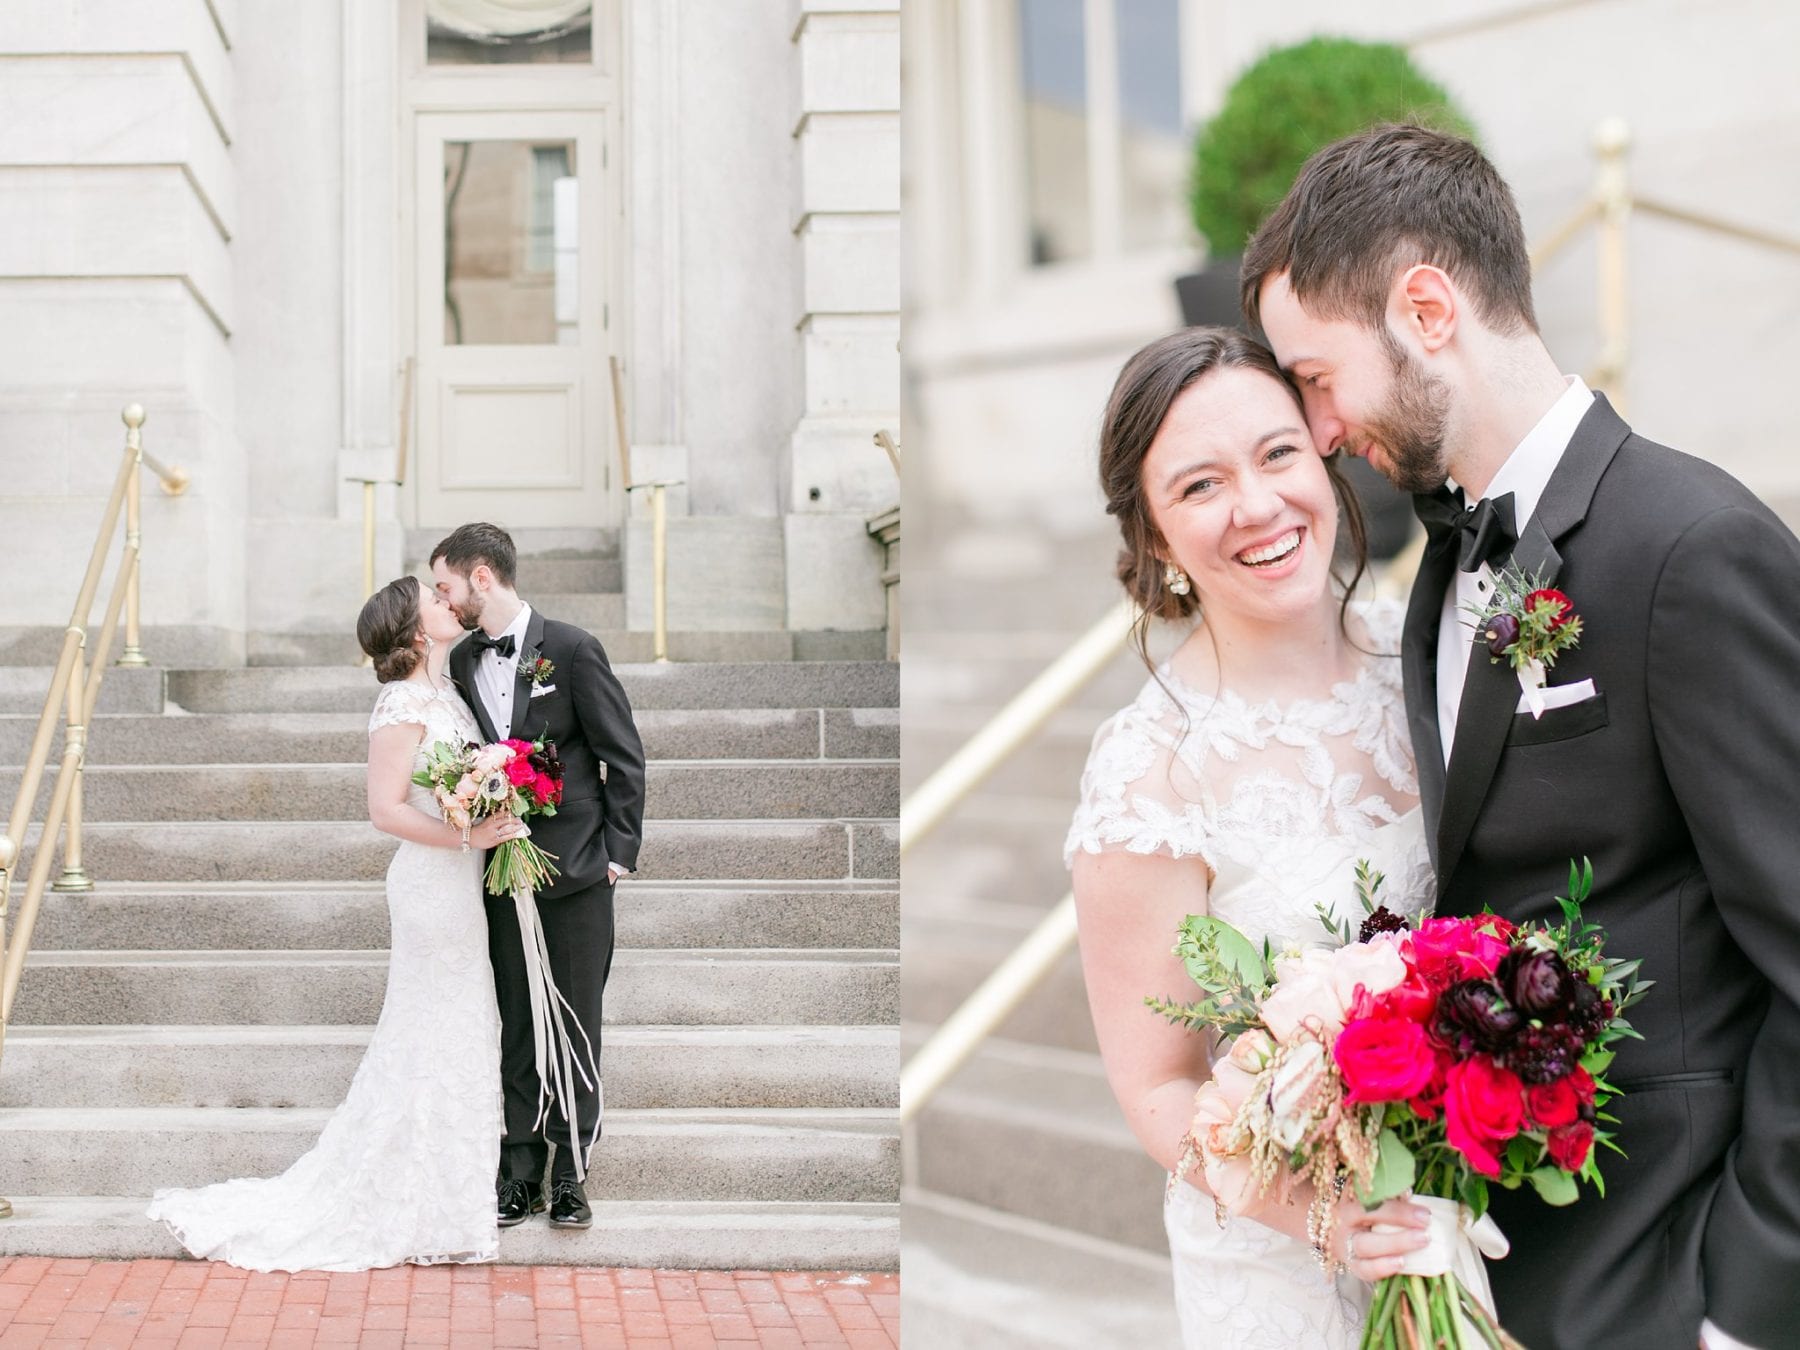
[496,1178,544,1227]
[547,1178,592,1229]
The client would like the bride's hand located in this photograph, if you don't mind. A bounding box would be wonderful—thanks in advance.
[468,813,525,850]
[1329,1192,1433,1283]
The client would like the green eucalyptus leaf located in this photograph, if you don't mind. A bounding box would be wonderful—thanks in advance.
[1527,1166,1580,1206]
[1356,1129,1417,1206]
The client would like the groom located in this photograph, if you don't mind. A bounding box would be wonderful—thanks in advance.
[431,522,646,1231]
[1243,126,1800,1350]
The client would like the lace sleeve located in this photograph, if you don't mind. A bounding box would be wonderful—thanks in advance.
[368,681,431,736]
[1063,698,1219,872]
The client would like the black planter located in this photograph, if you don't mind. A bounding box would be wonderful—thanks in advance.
[1174,256,1244,330]
[1173,256,1417,563]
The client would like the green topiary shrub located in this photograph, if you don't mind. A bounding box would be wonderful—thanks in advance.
[1190,37,1477,257]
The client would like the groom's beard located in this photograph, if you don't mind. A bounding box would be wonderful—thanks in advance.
[1360,331,1453,495]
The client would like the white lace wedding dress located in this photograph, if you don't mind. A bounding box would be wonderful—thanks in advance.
[1065,599,1435,1350]
[147,678,502,1271]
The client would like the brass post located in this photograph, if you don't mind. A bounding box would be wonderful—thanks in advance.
[651,483,670,664]
[117,405,148,666]
[1593,118,1632,411]
[52,640,91,893]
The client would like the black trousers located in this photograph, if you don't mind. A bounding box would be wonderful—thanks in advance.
[485,877,615,1185]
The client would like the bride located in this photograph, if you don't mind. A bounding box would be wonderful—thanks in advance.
[1065,329,1438,1348]
[147,577,527,1270]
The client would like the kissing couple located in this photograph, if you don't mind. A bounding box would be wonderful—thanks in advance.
[148,521,647,1269]
[1067,126,1798,1350]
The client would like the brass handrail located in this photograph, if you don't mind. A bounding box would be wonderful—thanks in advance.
[900,117,1800,1127]
[0,404,186,1218]
[900,598,1136,855]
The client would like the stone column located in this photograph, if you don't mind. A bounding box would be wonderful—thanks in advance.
[785,0,899,634]
[0,0,241,663]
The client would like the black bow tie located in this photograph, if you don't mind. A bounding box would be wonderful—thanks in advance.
[469,631,516,659]
[1415,486,1518,573]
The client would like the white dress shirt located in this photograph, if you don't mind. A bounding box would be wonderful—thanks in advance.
[1435,377,1593,762]
[473,602,532,741]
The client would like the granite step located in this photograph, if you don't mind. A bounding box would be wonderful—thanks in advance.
[900,1191,1178,1349]
[16,817,899,883]
[163,662,897,714]
[906,1035,1165,1252]
[0,1107,897,1202]
[12,949,899,1028]
[0,1024,899,1110]
[513,556,623,593]
[23,881,898,952]
[0,708,896,766]
[0,1196,898,1269]
[1,760,899,823]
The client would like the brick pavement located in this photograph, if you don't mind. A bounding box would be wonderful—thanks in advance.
[0,1258,900,1349]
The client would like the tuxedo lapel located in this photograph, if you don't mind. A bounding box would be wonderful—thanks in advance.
[450,637,499,744]
[509,608,548,742]
[1403,534,1455,866]
[1434,394,1630,882]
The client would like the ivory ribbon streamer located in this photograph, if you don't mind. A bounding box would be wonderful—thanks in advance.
[1387,1195,1511,1321]
[1519,657,1549,719]
[508,828,602,1181]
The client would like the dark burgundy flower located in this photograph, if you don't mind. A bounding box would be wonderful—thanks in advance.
[1565,979,1614,1043]
[1435,979,1522,1056]
[1358,906,1410,944]
[1483,612,1521,656]
[1502,1023,1588,1084]
[1497,948,1575,1019]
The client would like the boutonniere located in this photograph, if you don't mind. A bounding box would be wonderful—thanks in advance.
[1464,567,1583,719]
[523,652,556,687]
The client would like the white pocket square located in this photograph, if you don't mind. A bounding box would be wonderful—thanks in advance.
[529,683,557,698]
[1516,677,1596,715]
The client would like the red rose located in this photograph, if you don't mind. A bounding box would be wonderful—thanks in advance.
[504,755,536,787]
[1460,928,1513,980]
[1569,1065,1597,1104]
[1408,918,1477,984]
[1444,1055,1526,1179]
[533,773,558,804]
[1526,589,1575,628]
[1378,968,1440,1024]
[1409,1052,1453,1121]
[1336,1014,1438,1105]
[1546,1119,1594,1171]
[1525,1075,1580,1129]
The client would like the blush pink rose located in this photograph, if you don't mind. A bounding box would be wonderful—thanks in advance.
[1262,941,1407,1042]
[1190,1078,1258,1215]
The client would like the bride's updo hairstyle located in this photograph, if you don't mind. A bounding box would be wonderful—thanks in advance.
[358,576,425,684]
[1098,326,1368,670]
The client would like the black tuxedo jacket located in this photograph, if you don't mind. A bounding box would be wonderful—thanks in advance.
[450,607,646,898]
[1403,395,1800,1349]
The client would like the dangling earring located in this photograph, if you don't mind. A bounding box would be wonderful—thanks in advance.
[423,635,436,658]
[1163,562,1191,597]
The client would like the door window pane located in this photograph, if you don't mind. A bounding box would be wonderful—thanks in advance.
[1116,0,1187,252]
[1019,0,1089,265]
[444,139,579,345]
[426,0,592,66]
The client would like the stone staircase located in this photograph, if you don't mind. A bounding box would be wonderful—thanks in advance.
[0,537,899,1269]
[900,520,1183,1346]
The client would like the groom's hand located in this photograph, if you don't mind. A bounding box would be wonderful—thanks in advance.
[607,862,627,885]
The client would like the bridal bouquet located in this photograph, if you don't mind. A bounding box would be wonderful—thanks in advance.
[1151,862,1649,1350]
[412,736,566,896]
